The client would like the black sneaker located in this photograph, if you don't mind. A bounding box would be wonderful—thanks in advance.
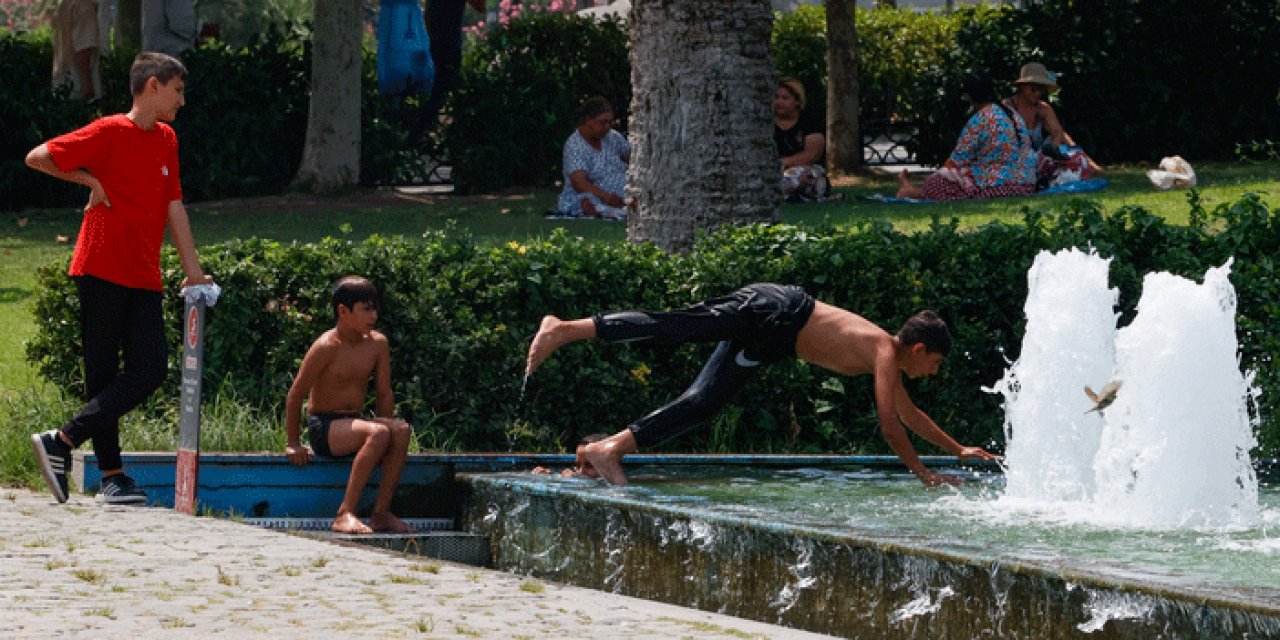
[97,474,147,505]
[30,430,72,503]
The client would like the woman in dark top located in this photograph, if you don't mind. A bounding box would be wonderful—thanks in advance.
[773,77,831,202]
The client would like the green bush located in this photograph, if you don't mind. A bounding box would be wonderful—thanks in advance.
[3,27,427,210]
[27,195,1280,456]
[446,11,630,194]
[0,30,98,211]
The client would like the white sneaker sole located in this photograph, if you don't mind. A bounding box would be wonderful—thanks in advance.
[30,433,68,504]
[96,492,147,505]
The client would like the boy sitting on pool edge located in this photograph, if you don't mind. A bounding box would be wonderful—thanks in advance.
[284,276,413,534]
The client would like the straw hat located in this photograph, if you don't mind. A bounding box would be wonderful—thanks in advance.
[1014,63,1059,91]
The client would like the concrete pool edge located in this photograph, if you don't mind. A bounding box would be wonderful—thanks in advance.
[458,472,1280,639]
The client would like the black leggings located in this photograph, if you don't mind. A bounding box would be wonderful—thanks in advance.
[593,283,815,448]
[62,275,169,472]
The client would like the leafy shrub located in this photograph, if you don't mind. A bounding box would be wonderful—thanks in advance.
[446,11,630,194]
[173,26,312,200]
[0,30,98,211]
[27,195,1280,456]
[3,27,429,210]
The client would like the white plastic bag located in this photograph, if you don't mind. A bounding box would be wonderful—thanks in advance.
[1146,156,1197,190]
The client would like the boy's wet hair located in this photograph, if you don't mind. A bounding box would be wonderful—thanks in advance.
[130,52,188,96]
[331,276,379,319]
[897,310,951,355]
[574,433,609,448]
[574,96,613,125]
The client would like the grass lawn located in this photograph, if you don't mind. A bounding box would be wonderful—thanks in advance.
[0,162,1274,485]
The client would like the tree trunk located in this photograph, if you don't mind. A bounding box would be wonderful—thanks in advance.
[116,0,141,50]
[626,0,778,254]
[825,0,860,175]
[293,0,362,193]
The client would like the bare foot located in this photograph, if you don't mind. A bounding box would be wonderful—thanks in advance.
[526,316,566,375]
[580,198,600,218]
[582,432,635,486]
[369,511,413,533]
[895,169,915,198]
[332,512,373,534]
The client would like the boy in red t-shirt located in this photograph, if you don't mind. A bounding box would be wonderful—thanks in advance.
[26,52,214,505]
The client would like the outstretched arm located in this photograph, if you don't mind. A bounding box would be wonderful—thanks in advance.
[872,342,949,486]
[872,343,996,487]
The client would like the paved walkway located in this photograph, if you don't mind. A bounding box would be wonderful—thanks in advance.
[0,489,834,639]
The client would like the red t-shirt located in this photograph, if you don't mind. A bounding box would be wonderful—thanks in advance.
[47,114,183,292]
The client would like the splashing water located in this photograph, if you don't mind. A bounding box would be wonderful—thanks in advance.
[991,248,1118,502]
[994,250,1260,529]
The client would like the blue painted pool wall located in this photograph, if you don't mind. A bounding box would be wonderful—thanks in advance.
[71,452,991,518]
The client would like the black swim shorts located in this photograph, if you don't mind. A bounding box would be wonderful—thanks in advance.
[306,412,360,459]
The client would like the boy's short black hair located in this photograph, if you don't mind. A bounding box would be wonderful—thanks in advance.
[130,52,188,96]
[897,310,951,355]
[331,276,379,319]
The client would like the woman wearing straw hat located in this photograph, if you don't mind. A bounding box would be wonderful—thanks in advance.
[1004,62,1102,178]
[896,73,1037,201]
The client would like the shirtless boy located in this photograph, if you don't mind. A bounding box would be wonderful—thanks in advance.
[525,283,998,486]
[285,276,412,534]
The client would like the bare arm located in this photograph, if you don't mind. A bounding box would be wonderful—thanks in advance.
[284,341,337,465]
[26,143,110,210]
[781,132,825,168]
[166,200,213,289]
[1038,102,1068,146]
[569,170,624,207]
[871,341,938,484]
[373,335,394,419]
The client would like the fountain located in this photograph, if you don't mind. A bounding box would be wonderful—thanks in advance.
[458,249,1279,638]
[993,249,1260,529]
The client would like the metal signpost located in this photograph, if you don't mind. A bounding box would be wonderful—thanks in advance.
[176,285,217,515]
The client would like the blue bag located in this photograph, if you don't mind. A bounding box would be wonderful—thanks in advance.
[377,0,434,96]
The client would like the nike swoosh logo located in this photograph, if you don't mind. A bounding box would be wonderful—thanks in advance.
[734,350,762,367]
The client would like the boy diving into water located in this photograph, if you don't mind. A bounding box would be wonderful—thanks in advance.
[525,283,998,486]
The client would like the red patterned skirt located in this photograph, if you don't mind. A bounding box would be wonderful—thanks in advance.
[922,173,1035,201]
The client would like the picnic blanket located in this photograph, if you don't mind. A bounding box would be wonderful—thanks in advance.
[544,210,625,221]
[863,177,1109,204]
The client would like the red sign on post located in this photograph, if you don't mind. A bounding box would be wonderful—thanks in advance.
[176,298,206,515]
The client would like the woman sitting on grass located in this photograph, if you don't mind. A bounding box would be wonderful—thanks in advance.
[556,96,629,220]
[897,73,1036,201]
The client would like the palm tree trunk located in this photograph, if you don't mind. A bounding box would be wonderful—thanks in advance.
[627,0,778,254]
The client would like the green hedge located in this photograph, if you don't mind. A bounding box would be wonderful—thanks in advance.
[780,2,1280,165]
[446,11,630,194]
[2,27,429,210]
[10,4,1276,208]
[27,194,1280,456]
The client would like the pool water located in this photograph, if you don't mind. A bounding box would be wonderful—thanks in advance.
[611,465,1280,592]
